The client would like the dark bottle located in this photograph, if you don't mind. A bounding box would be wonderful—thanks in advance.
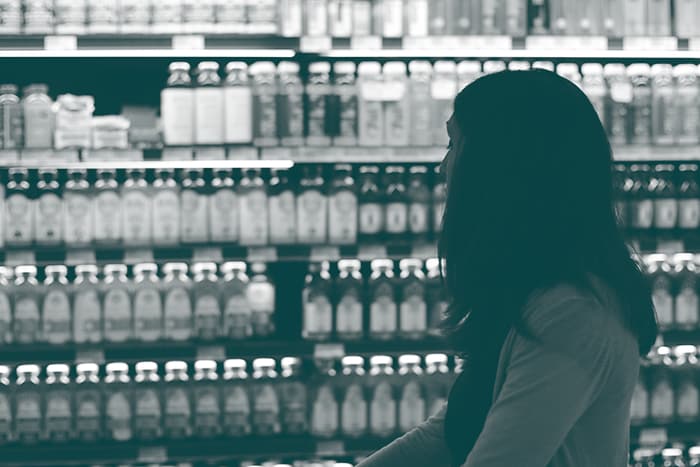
[384,166,409,242]
[678,164,700,230]
[650,164,677,230]
[408,166,431,242]
[628,164,654,230]
[358,165,383,244]
[612,164,630,227]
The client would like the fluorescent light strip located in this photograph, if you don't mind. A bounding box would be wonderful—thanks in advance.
[0,159,295,170]
[0,49,296,58]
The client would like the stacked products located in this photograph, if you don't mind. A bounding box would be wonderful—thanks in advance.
[645,253,700,332]
[0,165,445,247]
[0,354,456,443]
[631,447,700,467]
[0,262,276,345]
[0,0,698,37]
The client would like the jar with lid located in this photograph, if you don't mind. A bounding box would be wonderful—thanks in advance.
[223,62,253,144]
[180,168,209,244]
[384,166,409,240]
[161,62,194,146]
[647,254,674,331]
[358,165,384,243]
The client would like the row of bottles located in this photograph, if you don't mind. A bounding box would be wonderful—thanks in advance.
[631,446,700,467]
[1,0,697,37]
[301,259,446,341]
[0,165,445,247]
[0,262,275,345]
[646,253,700,332]
[0,354,456,444]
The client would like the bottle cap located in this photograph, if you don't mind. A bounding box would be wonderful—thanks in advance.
[134,263,158,274]
[225,61,248,73]
[508,61,530,71]
[399,258,423,270]
[224,359,247,371]
[45,265,68,276]
[46,364,70,375]
[556,63,580,77]
[370,259,394,270]
[426,258,441,271]
[408,60,432,74]
[75,264,99,275]
[309,61,332,74]
[338,259,361,271]
[358,61,382,75]
[249,61,277,74]
[398,354,422,366]
[581,63,604,75]
[482,61,506,74]
[104,264,128,275]
[626,63,651,76]
[689,446,700,457]
[369,355,393,366]
[196,61,220,72]
[425,353,448,365]
[651,63,673,76]
[221,261,247,274]
[250,262,267,274]
[661,448,683,458]
[434,60,457,74]
[409,165,428,175]
[194,360,218,371]
[334,61,356,74]
[106,362,129,373]
[165,361,188,372]
[532,61,555,71]
[192,262,218,274]
[76,363,99,374]
[163,262,189,274]
[603,63,626,76]
[23,83,49,95]
[169,61,191,73]
[383,61,407,75]
[0,365,10,377]
[341,356,365,366]
[673,63,699,77]
[359,165,380,174]
[277,61,300,74]
[457,60,481,75]
[15,265,38,276]
[136,361,158,373]
[17,364,40,375]
[0,83,18,94]
[253,358,276,369]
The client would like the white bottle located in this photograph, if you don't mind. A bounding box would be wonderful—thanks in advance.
[161,62,195,146]
[223,62,253,144]
[194,61,225,145]
[383,61,410,146]
[358,61,385,147]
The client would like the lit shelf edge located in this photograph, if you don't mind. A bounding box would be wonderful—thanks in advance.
[0,49,297,58]
[0,159,295,170]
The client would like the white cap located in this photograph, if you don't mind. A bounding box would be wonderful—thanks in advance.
[581,63,604,75]
[358,61,382,75]
[651,64,673,76]
[341,356,365,366]
[221,261,247,273]
[482,60,506,74]
[104,264,128,274]
[337,259,361,270]
[425,353,448,365]
[409,60,432,74]
[383,61,407,75]
[603,63,627,76]
[457,60,481,75]
[75,264,99,274]
[662,448,683,458]
[645,253,669,265]
[556,63,580,76]
[224,358,247,371]
[45,265,68,275]
[225,61,248,73]
[197,61,219,72]
[249,61,277,74]
[250,262,267,274]
[370,259,394,270]
[165,361,188,372]
[334,61,356,74]
[194,360,218,371]
[281,357,301,368]
[627,63,651,76]
[277,61,300,74]
[369,355,393,366]
[17,364,40,375]
[398,354,422,366]
[76,363,99,373]
[434,60,457,74]
[674,64,699,77]
[399,258,423,270]
[673,252,695,263]
[47,364,70,374]
[508,61,530,71]
[106,362,129,373]
[309,61,331,74]
[426,258,441,271]
[674,344,698,356]
[689,446,700,457]
[253,358,276,369]
[192,262,217,273]
[0,365,11,376]
[15,265,38,275]
[163,262,189,274]
[134,262,158,274]
[136,361,158,372]
[532,61,554,71]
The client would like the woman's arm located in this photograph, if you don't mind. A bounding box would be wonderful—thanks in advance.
[356,405,451,467]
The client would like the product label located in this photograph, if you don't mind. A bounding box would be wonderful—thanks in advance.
[399,382,425,432]
[385,202,408,233]
[311,385,338,435]
[14,297,40,343]
[42,289,72,344]
[359,202,383,234]
[5,194,33,243]
[94,190,122,242]
[336,292,363,337]
[73,289,101,344]
[134,287,163,341]
[269,190,297,243]
[224,386,251,435]
[181,190,209,242]
[653,286,673,329]
[679,199,700,228]
[35,193,63,243]
[675,285,699,328]
[103,288,132,342]
[223,87,253,143]
[341,384,367,436]
[194,294,221,340]
[654,198,678,229]
[165,387,192,437]
[370,295,398,337]
[253,384,280,434]
[329,191,358,244]
[370,382,396,436]
[161,88,194,145]
[45,391,72,438]
[0,291,11,343]
[122,190,152,244]
[239,190,269,245]
[209,189,238,242]
[106,391,132,441]
[195,386,221,435]
[23,102,53,148]
[194,88,225,145]
[164,287,193,341]
[64,192,93,244]
[297,190,328,244]
[303,291,333,339]
[223,293,252,339]
[153,189,180,244]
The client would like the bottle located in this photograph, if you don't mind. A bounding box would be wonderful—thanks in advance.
[629,164,654,230]
[428,0,448,35]
[180,169,209,244]
[5,168,33,245]
[74,363,102,441]
[133,263,163,342]
[104,362,132,441]
[310,358,339,438]
[340,356,368,437]
[674,254,699,330]
[398,355,426,432]
[268,168,296,245]
[161,62,194,146]
[163,361,192,439]
[333,61,358,146]
[133,362,162,440]
[556,63,582,87]
[63,169,93,247]
[408,166,431,242]
[612,164,630,226]
[223,62,253,144]
[22,84,53,148]
[305,0,329,35]
[0,268,11,345]
[678,164,700,230]
[650,365,674,423]
[0,84,22,149]
[369,259,398,340]
[408,61,434,146]
[674,64,700,146]
[398,259,427,339]
[357,62,384,146]
[122,169,152,246]
[647,0,672,36]
[248,263,275,337]
[192,262,221,341]
[628,64,653,145]
[651,64,675,146]
[44,364,72,441]
[193,360,222,437]
[651,164,678,230]
[162,263,193,342]
[691,446,700,466]
[102,264,132,343]
[426,258,448,335]
[505,0,527,35]
[352,0,373,35]
[13,266,41,344]
[306,62,333,146]
[328,0,353,37]
[328,164,358,245]
[647,254,674,331]
[358,165,384,244]
[34,169,63,246]
[15,364,41,443]
[42,265,72,345]
[72,265,101,345]
[581,63,607,128]
[93,169,122,244]
[297,165,328,245]
[209,169,238,243]
[152,169,180,245]
[368,356,397,437]
[604,64,632,145]
[451,0,479,35]
[302,262,334,341]
[277,61,305,147]
[406,0,429,36]
[250,61,279,147]
[279,357,308,434]
[383,61,410,146]
[384,166,409,240]
[222,359,251,436]
[0,365,10,443]
[336,259,364,340]
[220,262,252,340]
[251,358,281,435]
[424,354,450,417]
[431,61,458,147]
[675,346,699,422]
[482,0,505,33]
[194,61,224,145]
[661,448,687,467]
[238,168,269,246]
[630,368,650,425]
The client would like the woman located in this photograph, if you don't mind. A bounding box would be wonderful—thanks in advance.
[358,69,657,466]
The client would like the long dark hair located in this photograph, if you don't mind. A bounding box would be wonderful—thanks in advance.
[439,69,658,465]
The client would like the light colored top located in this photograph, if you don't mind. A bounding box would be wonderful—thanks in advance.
[357,282,640,467]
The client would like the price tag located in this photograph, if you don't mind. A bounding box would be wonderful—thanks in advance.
[351,35,382,49]
[75,349,105,364]
[172,35,206,50]
[0,150,19,163]
[314,343,345,360]
[162,147,194,161]
[195,147,226,161]
[227,146,259,161]
[358,245,388,261]
[44,35,78,50]
[197,345,226,360]
[300,36,332,52]
[193,247,224,263]
[310,246,341,262]
[656,240,684,255]
[316,440,346,456]
[637,427,668,446]
[138,446,168,464]
[247,247,278,262]
[66,249,97,266]
[4,251,36,267]
[124,248,155,264]
[623,36,678,51]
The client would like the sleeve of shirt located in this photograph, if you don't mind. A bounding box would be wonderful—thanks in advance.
[356,405,451,467]
[463,296,616,467]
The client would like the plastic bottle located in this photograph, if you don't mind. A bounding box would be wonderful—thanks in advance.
[357,62,384,147]
[74,363,102,441]
[104,362,132,441]
[335,259,364,340]
[194,61,224,145]
[221,359,251,436]
[426,258,448,335]
[358,165,384,243]
[180,169,209,244]
[266,168,295,245]
[13,265,41,344]
[581,63,607,129]
[192,262,221,341]
[238,168,269,246]
[630,372,649,424]
[102,264,132,343]
[678,164,700,230]
[398,259,427,339]
[340,356,368,437]
[250,62,279,147]
[277,61,305,147]
[691,446,700,466]
[369,260,397,340]
[34,169,62,246]
[0,84,22,149]
[306,62,333,146]
[310,358,339,437]
[15,364,41,443]
[22,84,53,148]
[162,263,193,342]
[352,0,373,35]
[384,166,409,240]
[122,169,152,246]
[161,62,194,146]
[305,0,329,35]
[368,355,397,437]
[0,365,9,443]
[93,169,122,245]
[328,164,358,245]
[629,164,654,230]
[297,165,328,245]
[674,64,700,146]
[651,164,678,230]
[383,61,410,146]
[209,169,238,243]
[673,255,699,330]
[675,346,700,422]
[328,0,352,37]
[163,361,192,439]
[647,254,674,331]
[280,357,308,434]
[333,61,358,146]
[193,360,221,437]
[73,265,102,344]
[431,61,458,147]
[424,354,450,417]
[505,0,526,35]
[650,364,674,423]
[251,358,281,435]
[133,263,163,342]
[0,268,11,344]
[42,265,71,345]
[302,262,334,341]
[223,62,253,144]
[604,64,632,145]
[133,361,162,440]
[5,168,33,246]
[248,263,275,337]
[44,364,72,441]
[152,169,180,245]
[398,355,426,431]
[651,64,675,146]
[628,64,653,145]
[408,166,431,242]
[408,61,434,146]
[63,169,94,247]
